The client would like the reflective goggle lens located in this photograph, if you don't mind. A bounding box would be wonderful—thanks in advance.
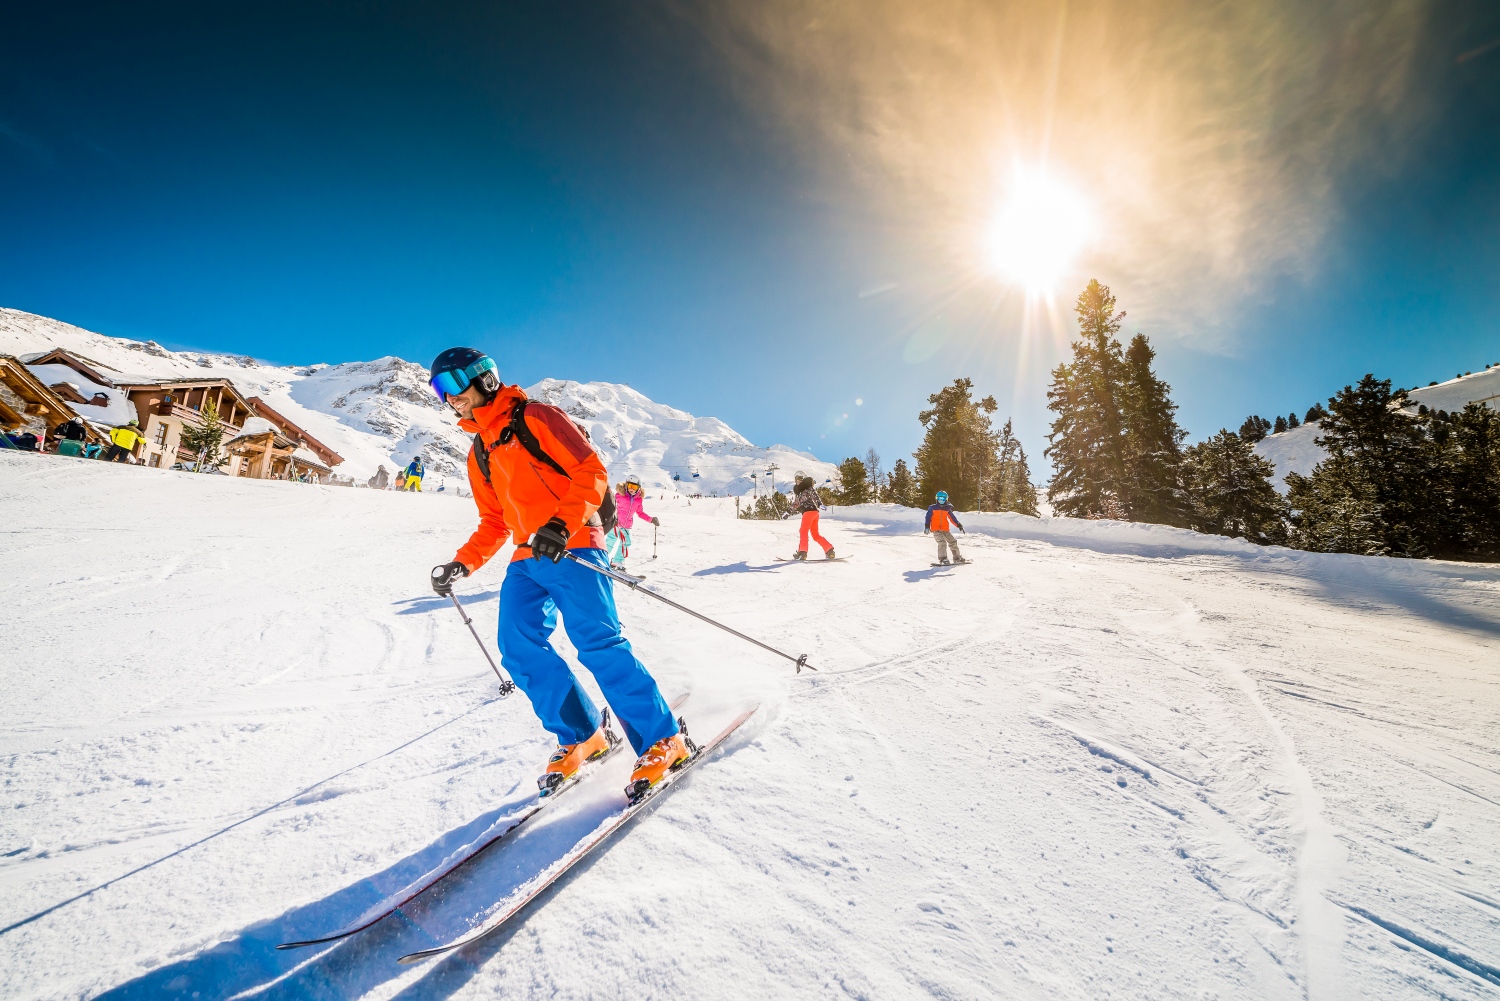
[430,357,497,401]
[429,369,470,401]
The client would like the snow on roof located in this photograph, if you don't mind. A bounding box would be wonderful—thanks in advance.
[239,416,278,436]
[291,446,331,470]
[24,361,138,427]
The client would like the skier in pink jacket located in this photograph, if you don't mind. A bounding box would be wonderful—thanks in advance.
[606,475,659,568]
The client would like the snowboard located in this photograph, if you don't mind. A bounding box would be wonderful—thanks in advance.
[774,556,849,563]
[397,704,760,965]
[930,559,972,567]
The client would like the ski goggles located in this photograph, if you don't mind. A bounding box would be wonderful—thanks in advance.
[429,356,498,401]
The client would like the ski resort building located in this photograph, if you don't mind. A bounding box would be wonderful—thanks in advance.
[0,355,107,446]
[17,347,344,477]
[224,417,337,482]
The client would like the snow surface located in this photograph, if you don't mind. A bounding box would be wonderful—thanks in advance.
[1255,422,1326,492]
[4,454,1499,1000]
[0,308,835,490]
[1255,367,1500,493]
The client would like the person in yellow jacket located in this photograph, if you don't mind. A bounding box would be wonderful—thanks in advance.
[105,420,142,463]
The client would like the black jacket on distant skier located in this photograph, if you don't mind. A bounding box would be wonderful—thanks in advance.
[791,477,821,513]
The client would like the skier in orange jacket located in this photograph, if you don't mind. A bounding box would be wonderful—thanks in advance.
[425,348,687,801]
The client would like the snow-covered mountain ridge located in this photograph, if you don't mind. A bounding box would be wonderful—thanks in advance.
[0,307,835,490]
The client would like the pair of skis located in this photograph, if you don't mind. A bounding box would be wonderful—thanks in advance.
[276,698,758,965]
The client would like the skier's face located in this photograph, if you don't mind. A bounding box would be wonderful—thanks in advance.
[447,384,488,420]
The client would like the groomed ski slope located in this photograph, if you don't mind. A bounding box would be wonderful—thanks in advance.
[3,453,1499,1001]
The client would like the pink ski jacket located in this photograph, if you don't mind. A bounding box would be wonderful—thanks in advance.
[614,488,654,530]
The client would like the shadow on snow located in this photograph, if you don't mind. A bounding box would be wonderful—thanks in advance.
[92,770,639,1000]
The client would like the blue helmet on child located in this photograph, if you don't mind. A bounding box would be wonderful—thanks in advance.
[935,491,948,503]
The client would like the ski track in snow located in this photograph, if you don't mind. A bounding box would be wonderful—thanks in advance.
[3,458,1499,1000]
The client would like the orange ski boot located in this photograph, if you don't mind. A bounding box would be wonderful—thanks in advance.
[625,731,693,803]
[539,718,616,797]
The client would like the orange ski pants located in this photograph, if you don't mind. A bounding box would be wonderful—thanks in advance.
[799,510,832,553]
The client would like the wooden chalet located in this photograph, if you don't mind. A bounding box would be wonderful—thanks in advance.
[224,418,336,482]
[0,355,107,446]
[244,397,343,470]
[16,347,345,480]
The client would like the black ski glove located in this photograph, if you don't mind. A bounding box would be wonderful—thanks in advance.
[431,561,468,596]
[651,517,660,527]
[529,518,570,563]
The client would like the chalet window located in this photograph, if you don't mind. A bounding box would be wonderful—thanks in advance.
[148,453,161,468]
[154,422,169,446]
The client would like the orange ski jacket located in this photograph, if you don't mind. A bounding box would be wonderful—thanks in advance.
[452,385,609,571]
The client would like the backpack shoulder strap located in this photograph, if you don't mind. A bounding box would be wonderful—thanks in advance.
[503,400,570,479]
[471,432,492,486]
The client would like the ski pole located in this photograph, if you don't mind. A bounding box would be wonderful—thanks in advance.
[447,593,516,695]
[652,522,658,560]
[563,552,815,673]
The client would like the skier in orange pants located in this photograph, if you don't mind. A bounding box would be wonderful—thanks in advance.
[790,475,835,560]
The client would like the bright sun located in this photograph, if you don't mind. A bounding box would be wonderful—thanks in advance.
[985,167,1095,292]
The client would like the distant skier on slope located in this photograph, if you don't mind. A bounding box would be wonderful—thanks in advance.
[606,475,659,569]
[424,347,688,801]
[924,490,966,565]
[791,475,836,561]
[404,457,425,491]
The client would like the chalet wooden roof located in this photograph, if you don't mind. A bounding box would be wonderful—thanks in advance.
[23,348,118,388]
[117,377,257,416]
[0,355,91,434]
[245,396,344,467]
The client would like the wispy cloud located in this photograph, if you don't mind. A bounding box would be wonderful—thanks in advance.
[683,0,1442,347]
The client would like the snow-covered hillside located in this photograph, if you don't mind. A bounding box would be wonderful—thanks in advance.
[1255,366,1500,492]
[3,455,1498,1000]
[0,307,835,490]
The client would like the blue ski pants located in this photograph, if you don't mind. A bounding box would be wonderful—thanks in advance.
[498,547,676,756]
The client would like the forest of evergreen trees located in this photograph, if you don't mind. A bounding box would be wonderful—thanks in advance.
[749,276,1498,561]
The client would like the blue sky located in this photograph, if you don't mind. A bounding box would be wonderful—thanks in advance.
[3,1,1498,472]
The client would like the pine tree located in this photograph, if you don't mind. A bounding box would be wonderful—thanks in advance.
[865,448,884,500]
[1285,463,1383,554]
[1238,415,1271,443]
[1286,376,1445,557]
[914,378,1000,510]
[1304,403,1327,424]
[1046,280,1129,517]
[836,456,871,505]
[989,419,1039,516]
[179,398,228,472]
[1120,333,1189,526]
[1273,415,1288,434]
[1446,403,1500,557]
[884,459,916,506]
[1182,430,1286,544]
[1287,411,1301,429]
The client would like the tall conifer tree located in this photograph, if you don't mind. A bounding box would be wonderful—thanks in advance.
[1120,333,1189,526]
[1046,280,1129,517]
[914,378,999,510]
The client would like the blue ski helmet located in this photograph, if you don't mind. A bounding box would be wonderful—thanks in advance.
[429,347,500,401]
[935,491,948,503]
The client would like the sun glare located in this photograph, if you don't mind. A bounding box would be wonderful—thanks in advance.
[986,168,1095,293]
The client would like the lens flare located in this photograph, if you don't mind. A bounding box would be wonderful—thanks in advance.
[986,168,1095,292]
